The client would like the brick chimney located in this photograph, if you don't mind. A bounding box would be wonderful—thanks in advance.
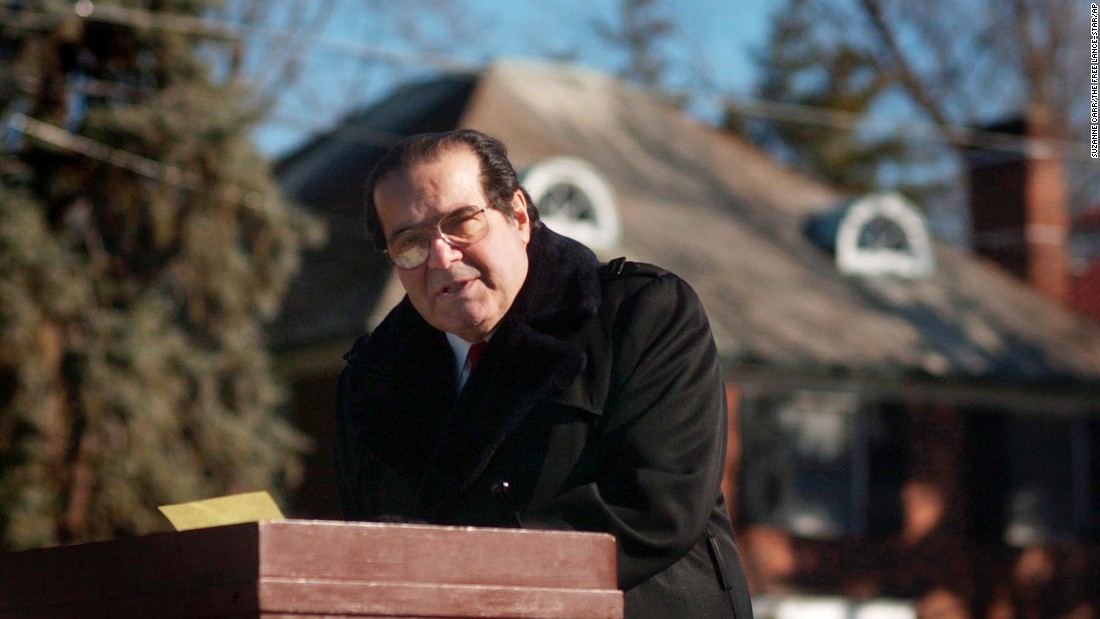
[967,106,1069,302]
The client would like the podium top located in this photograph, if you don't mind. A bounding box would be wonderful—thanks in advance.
[0,519,622,618]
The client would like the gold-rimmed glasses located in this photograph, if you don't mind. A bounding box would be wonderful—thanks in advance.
[384,206,490,269]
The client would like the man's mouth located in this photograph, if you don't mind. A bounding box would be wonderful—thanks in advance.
[439,280,473,295]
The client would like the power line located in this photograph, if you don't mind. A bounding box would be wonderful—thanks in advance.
[2,1,1090,161]
[64,0,482,75]
[0,4,60,31]
[7,111,278,214]
[9,112,190,183]
[714,94,1089,162]
[5,57,1086,162]
[3,66,408,151]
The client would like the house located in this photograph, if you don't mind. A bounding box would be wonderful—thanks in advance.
[1070,206,1100,320]
[965,111,1100,326]
[270,59,1100,615]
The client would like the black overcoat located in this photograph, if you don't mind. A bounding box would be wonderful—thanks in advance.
[335,225,753,618]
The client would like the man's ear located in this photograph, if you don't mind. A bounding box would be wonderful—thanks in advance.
[511,190,532,242]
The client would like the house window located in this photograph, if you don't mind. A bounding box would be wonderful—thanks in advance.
[805,192,935,279]
[741,393,1100,544]
[739,390,905,538]
[967,411,1095,545]
[520,156,621,251]
[835,193,935,278]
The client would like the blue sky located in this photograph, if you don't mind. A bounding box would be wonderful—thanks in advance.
[250,1,776,157]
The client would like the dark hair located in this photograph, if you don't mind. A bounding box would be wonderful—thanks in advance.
[364,129,540,251]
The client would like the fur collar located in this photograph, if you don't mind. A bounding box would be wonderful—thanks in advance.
[502,223,602,336]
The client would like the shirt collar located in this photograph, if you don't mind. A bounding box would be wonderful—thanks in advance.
[445,332,473,371]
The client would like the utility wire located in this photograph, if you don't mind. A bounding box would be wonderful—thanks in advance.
[4,66,409,151]
[65,0,482,75]
[1,1,1090,160]
[716,95,1087,161]
[6,112,278,214]
[8,112,192,184]
[7,58,1084,162]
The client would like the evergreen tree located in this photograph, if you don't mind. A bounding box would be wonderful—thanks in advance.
[0,0,322,550]
[594,0,674,87]
[735,0,951,206]
[739,0,1091,234]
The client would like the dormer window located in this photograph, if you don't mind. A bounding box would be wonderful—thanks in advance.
[807,192,935,278]
[521,157,621,251]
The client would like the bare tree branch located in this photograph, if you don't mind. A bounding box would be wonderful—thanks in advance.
[856,0,954,133]
[253,0,339,110]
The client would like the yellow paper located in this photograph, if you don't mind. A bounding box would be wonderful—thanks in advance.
[158,491,285,531]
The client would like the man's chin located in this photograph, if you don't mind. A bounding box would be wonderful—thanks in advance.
[432,312,489,340]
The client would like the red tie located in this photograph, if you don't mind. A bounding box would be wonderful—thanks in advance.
[466,341,488,371]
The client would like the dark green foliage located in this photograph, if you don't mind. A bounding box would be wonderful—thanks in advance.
[735,0,952,207]
[0,0,322,549]
[594,0,675,87]
[740,0,1093,222]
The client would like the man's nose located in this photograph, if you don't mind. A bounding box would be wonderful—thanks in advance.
[426,235,463,269]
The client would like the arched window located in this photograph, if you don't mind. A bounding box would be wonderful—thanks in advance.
[521,157,621,251]
[807,192,935,278]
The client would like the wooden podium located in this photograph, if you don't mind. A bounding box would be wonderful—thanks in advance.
[0,519,623,618]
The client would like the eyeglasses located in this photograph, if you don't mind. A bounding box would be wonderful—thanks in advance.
[385,206,490,269]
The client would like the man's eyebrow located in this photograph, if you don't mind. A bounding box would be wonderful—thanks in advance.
[388,220,421,240]
[388,206,481,240]
[388,214,436,240]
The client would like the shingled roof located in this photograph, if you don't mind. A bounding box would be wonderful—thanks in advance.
[271,59,1100,404]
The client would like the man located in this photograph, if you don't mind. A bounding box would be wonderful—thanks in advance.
[335,129,753,618]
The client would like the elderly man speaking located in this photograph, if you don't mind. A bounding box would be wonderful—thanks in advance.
[335,129,753,618]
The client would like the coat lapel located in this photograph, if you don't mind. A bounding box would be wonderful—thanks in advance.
[419,323,585,517]
[417,226,603,518]
[360,303,458,481]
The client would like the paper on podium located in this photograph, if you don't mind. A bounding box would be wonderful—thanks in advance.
[158,491,285,531]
